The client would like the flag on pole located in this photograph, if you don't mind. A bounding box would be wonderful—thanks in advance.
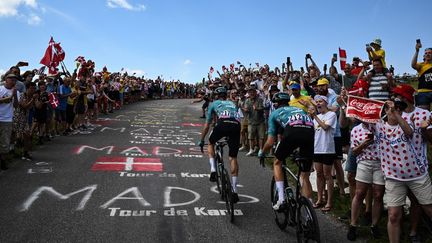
[53,43,65,62]
[339,48,347,70]
[40,37,55,66]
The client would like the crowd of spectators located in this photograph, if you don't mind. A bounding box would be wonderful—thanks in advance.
[194,38,432,242]
[0,61,198,169]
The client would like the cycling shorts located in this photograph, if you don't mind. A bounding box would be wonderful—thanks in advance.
[208,119,241,157]
[274,126,314,172]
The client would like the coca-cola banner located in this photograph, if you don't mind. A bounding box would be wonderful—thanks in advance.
[346,95,385,123]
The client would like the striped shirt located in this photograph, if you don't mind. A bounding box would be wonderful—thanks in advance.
[368,72,389,101]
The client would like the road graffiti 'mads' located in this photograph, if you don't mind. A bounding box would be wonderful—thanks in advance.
[19,185,260,217]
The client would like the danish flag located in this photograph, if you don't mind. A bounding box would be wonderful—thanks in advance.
[339,48,347,70]
[48,93,59,109]
[91,157,163,172]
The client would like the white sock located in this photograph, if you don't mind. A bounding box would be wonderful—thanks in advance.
[209,158,216,172]
[231,176,238,193]
[276,181,285,202]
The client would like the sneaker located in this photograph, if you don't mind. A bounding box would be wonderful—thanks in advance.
[272,200,286,211]
[22,152,32,161]
[239,146,248,152]
[231,193,239,204]
[209,172,217,182]
[370,225,381,239]
[347,225,357,241]
[409,234,421,243]
[246,150,255,156]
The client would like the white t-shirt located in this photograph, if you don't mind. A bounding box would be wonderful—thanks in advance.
[313,111,337,153]
[252,79,264,90]
[0,86,21,122]
[350,123,380,162]
[369,119,429,181]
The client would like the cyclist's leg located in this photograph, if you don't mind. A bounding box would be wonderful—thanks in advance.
[298,127,314,200]
[227,122,240,193]
[273,137,292,203]
[208,125,223,174]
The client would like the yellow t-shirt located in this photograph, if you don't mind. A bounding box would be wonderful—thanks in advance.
[289,95,312,112]
[417,62,432,92]
[67,87,77,105]
[370,49,386,68]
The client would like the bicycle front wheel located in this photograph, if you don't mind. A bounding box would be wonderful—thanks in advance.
[296,196,320,243]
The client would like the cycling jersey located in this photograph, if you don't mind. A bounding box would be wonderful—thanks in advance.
[206,100,240,123]
[267,106,314,137]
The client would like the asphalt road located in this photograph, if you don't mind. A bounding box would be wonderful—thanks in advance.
[0,99,352,242]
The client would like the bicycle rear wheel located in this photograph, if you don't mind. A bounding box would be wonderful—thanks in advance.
[215,159,222,198]
[221,168,234,222]
[270,176,288,230]
[296,196,320,243]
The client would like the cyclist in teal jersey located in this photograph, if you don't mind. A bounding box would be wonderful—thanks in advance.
[199,87,241,203]
[259,92,315,210]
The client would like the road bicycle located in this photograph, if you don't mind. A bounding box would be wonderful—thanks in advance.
[203,138,235,222]
[261,152,321,242]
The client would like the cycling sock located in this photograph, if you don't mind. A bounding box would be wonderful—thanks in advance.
[231,176,238,193]
[276,181,285,202]
[209,158,216,172]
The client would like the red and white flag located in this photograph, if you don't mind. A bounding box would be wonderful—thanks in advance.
[40,37,55,66]
[48,93,59,109]
[339,48,347,70]
[53,42,65,62]
[346,95,385,123]
[91,157,163,172]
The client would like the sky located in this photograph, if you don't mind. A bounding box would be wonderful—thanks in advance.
[0,0,431,84]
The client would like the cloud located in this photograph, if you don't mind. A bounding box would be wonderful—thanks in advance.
[0,0,38,17]
[107,0,146,11]
[27,13,41,25]
[183,59,192,65]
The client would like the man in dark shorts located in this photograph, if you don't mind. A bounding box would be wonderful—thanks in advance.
[259,92,315,210]
[199,87,241,203]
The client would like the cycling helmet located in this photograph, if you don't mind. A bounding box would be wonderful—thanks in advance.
[214,87,227,96]
[272,92,290,104]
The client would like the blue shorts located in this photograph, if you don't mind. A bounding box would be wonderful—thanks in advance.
[344,148,357,173]
[415,92,432,107]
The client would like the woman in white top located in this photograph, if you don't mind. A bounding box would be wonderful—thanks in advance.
[309,95,337,212]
